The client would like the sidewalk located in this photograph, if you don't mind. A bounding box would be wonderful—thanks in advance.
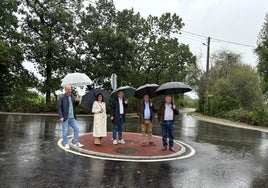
[191,113,268,133]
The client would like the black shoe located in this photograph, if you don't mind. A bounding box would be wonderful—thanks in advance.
[169,147,175,152]
[149,141,154,145]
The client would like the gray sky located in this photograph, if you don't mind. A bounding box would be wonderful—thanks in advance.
[113,0,268,70]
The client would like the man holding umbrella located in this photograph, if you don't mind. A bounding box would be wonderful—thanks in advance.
[58,85,84,149]
[158,95,179,151]
[110,91,128,145]
[137,94,157,145]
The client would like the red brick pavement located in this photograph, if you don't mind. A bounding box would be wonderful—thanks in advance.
[78,132,182,157]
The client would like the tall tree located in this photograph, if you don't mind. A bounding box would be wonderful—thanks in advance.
[115,11,197,86]
[0,0,36,106]
[80,1,135,88]
[255,12,268,97]
[19,0,77,104]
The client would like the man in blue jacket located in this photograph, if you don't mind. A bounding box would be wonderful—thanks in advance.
[58,85,84,149]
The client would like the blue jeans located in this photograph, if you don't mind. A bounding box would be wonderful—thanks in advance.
[112,115,124,140]
[62,118,79,145]
[161,121,175,147]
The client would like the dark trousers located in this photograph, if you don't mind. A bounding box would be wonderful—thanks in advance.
[112,115,124,140]
[161,121,175,147]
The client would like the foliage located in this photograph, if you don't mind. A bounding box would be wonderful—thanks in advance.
[197,50,265,126]
[19,0,80,104]
[221,105,267,126]
[1,0,197,112]
[2,92,52,112]
[255,12,268,97]
[0,0,37,105]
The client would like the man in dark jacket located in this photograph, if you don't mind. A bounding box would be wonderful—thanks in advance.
[137,94,157,145]
[58,85,84,149]
[158,95,179,151]
[110,91,128,145]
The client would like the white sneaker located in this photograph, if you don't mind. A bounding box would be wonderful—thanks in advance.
[65,144,70,149]
[75,142,84,147]
[118,139,126,144]
[113,140,118,145]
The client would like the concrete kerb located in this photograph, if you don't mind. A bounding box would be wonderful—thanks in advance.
[57,133,196,162]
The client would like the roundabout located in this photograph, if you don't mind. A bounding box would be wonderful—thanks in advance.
[57,132,196,162]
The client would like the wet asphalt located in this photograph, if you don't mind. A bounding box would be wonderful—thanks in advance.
[0,112,268,188]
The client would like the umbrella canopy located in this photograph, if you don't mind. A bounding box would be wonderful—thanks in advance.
[134,84,159,99]
[81,88,111,111]
[61,73,92,87]
[156,82,192,95]
[111,86,136,100]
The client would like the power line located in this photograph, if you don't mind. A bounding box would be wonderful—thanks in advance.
[180,30,207,39]
[177,33,206,43]
[180,30,255,48]
[211,38,255,48]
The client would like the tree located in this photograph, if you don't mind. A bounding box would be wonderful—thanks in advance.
[198,50,263,117]
[255,12,268,97]
[78,1,135,89]
[19,0,77,104]
[144,13,196,85]
[0,0,36,107]
[115,11,197,87]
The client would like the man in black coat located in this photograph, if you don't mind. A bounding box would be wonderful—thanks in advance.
[58,85,84,149]
[110,91,128,145]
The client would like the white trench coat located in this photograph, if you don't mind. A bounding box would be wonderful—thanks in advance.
[92,101,107,137]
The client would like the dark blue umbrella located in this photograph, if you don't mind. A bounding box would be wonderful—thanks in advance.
[81,88,111,111]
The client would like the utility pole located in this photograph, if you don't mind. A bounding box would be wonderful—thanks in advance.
[204,36,210,115]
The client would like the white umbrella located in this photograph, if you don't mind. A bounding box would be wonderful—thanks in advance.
[61,73,92,87]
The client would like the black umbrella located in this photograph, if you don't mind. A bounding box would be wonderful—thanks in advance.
[81,88,111,111]
[156,82,192,96]
[134,84,159,99]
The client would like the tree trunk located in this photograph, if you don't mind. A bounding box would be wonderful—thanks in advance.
[45,63,52,105]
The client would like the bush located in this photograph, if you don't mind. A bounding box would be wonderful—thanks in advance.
[220,106,268,126]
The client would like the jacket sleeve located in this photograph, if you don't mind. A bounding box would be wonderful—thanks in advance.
[110,100,115,117]
[137,102,141,117]
[74,98,79,108]
[171,102,179,115]
[124,101,128,109]
[173,108,179,115]
[157,105,163,122]
[92,101,100,113]
[58,95,64,119]
[151,103,158,113]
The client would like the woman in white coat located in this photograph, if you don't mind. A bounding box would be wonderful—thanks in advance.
[92,93,107,145]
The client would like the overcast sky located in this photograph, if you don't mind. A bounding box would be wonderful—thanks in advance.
[113,0,268,70]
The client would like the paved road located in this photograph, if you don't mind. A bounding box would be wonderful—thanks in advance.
[0,112,267,188]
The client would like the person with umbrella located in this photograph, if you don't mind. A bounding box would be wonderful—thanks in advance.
[110,91,128,145]
[157,95,179,151]
[58,85,84,149]
[135,84,159,145]
[92,93,107,146]
[137,94,157,145]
